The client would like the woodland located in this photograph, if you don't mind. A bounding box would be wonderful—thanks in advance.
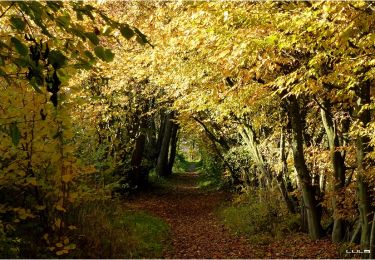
[0,1,374,259]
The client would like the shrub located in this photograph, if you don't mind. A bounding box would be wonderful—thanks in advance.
[218,190,300,244]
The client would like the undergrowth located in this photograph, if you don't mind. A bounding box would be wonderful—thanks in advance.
[218,189,300,245]
[69,199,170,258]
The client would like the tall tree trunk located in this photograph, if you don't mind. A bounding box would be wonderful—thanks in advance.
[287,96,322,240]
[320,100,346,242]
[155,112,174,177]
[370,213,375,259]
[129,130,147,188]
[166,123,179,176]
[355,80,373,250]
[277,130,298,214]
[156,109,166,155]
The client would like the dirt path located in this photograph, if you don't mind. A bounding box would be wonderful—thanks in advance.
[124,172,339,259]
[124,172,256,258]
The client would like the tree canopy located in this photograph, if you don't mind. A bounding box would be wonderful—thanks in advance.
[0,1,374,258]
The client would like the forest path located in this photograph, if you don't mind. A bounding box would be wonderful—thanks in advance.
[124,172,256,258]
[124,172,339,259]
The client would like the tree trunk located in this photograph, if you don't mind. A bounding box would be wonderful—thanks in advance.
[369,213,375,259]
[166,123,179,176]
[129,130,147,188]
[277,130,298,214]
[357,140,371,249]
[287,96,322,240]
[240,125,272,186]
[320,100,346,242]
[156,109,166,155]
[155,112,174,177]
[240,124,297,213]
[355,81,372,250]
[194,117,239,185]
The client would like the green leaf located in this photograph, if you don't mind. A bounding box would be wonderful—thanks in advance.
[94,46,114,62]
[120,25,134,40]
[94,46,106,61]
[69,26,87,40]
[84,50,95,61]
[10,16,25,31]
[10,122,21,146]
[14,57,31,68]
[134,28,149,45]
[0,68,6,76]
[57,68,69,83]
[104,49,114,62]
[85,32,99,45]
[102,25,113,36]
[11,37,28,56]
[46,1,62,12]
[23,2,52,37]
[56,14,71,29]
[73,61,92,70]
[48,50,67,69]
[30,78,43,93]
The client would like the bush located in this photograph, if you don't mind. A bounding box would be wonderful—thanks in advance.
[0,222,20,258]
[218,190,300,244]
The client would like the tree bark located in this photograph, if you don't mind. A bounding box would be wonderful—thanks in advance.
[129,130,147,188]
[287,96,322,240]
[320,100,346,242]
[240,125,272,186]
[370,213,375,259]
[277,130,298,214]
[155,112,174,177]
[156,109,166,155]
[355,81,372,249]
[166,123,179,176]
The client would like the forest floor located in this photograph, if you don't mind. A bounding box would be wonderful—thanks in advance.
[124,172,340,259]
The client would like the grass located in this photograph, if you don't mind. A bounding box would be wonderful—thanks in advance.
[70,199,170,258]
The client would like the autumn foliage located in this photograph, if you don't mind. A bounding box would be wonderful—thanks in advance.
[0,1,375,258]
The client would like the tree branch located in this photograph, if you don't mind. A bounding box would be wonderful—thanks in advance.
[0,2,15,19]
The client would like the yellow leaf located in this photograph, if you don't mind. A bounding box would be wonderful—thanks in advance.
[63,238,69,245]
[65,243,76,250]
[35,205,46,211]
[81,165,96,174]
[55,218,61,228]
[26,177,37,186]
[56,250,67,256]
[68,225,77,230]
[68,193,78,203]
[55,204,66,212]
[56,242,63,248]
[62,174,73,183]
[42,233,49,241]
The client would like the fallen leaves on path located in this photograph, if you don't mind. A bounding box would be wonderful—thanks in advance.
[124,173,339,259]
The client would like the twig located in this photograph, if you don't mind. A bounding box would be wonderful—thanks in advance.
[0,2,15,19]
